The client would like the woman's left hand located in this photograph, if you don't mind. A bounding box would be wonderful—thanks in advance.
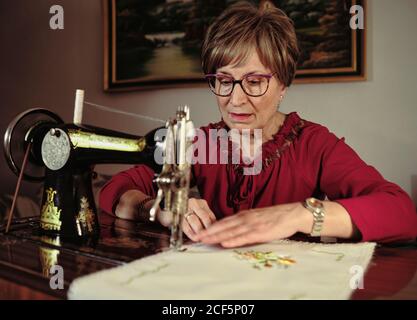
[194,202,311,248]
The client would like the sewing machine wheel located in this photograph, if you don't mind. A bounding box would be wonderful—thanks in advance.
[3,108,64,182]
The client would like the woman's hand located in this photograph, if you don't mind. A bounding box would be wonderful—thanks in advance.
[182,198,217,241]
[194,203,310,248]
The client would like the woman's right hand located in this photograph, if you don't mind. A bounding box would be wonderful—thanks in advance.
[182,198,217,242]
[156,198,216,241]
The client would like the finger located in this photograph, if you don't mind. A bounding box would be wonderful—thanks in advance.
[190,207,213,229]
[220,225,293,247]
[200,201,217,223]
[199,223,251,244]
[194,215,243,240]
[182,220,198,242]
[189,198,216,223]
[196,199,216,222]
[220,232,259,248]
[188,200,215,229]
[185,213,205,234]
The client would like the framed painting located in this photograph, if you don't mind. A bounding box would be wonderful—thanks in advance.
[103,0,366,91]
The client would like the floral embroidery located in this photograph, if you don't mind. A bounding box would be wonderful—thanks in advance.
[234,250,296,270]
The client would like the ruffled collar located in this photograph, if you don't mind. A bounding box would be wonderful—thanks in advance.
[207,112,305,171]
[204,112,304,212]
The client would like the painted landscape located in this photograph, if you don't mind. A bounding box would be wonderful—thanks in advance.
[113,0,353,82]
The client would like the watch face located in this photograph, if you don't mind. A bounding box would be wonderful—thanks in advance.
[308,198,323,209]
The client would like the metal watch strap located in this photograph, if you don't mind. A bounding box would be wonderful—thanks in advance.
[303,198,325,237]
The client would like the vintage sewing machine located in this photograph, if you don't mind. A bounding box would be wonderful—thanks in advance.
[3,100,195,250]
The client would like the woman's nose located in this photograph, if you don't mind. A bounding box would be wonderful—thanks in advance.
[230,83,248,106]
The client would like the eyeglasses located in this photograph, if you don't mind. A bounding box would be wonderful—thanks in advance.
[205,73,275,97]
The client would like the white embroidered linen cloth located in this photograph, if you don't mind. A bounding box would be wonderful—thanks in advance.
[68,240,375,300]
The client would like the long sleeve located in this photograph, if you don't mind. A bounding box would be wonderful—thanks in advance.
[303,125,417,243]
[99,114,417,243]
[99,165,156,215]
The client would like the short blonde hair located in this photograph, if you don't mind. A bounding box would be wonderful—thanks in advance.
[201,1,299,87]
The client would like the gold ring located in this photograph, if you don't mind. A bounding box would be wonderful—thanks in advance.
[184,212,194,220]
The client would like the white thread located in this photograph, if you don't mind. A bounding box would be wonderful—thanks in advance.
[74,89,84,125]
[84,101,166,124]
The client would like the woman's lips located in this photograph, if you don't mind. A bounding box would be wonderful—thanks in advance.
[229,112,253,122]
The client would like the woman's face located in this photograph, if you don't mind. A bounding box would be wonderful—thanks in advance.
[215,48,287,132]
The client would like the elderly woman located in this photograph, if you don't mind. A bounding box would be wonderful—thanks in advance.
[99,1,417,247]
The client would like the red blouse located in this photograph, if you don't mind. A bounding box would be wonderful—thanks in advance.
[99,112,417,243]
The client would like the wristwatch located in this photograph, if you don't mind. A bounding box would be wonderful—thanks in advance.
[303,197,325,237]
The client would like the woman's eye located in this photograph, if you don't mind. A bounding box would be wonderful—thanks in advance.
[219,79,233,85]
[246,77,262,85]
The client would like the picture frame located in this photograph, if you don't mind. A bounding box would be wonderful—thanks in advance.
[103,0,366,92]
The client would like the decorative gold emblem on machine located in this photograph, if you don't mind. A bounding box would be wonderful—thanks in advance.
[39,236,61,277]
[76,197,95,234]
[40,187,62,231]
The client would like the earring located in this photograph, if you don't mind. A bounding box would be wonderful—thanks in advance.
[277,95,284,109]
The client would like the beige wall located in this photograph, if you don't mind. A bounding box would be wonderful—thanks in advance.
[1,0,416,204]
